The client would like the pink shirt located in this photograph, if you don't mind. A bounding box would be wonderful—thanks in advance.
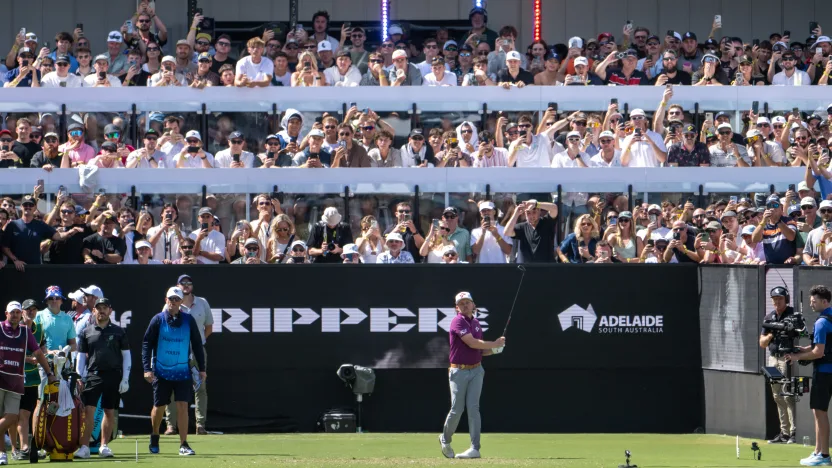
[60,142,95,166]
[472,147,509,167]
[449,313,483,365]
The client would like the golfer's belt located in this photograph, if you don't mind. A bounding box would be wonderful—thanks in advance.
[449,362,481,370]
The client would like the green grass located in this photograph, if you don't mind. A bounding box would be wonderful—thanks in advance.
[94,433,813,467]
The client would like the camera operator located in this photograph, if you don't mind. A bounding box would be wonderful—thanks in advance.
[786,285,832,466]
[760,286,797,444]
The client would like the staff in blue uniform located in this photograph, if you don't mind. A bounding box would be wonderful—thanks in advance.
[786,285,832,466]
[141,287,205,457]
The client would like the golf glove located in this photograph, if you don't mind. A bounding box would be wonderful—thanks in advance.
[492,346,504,354]
[118,379,129,394]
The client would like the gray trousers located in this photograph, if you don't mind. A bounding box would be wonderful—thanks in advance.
[166,346,207,428]
[441,365,484,450]
[769,355,796,435]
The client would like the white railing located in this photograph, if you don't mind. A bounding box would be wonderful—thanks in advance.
[0,167,808,195]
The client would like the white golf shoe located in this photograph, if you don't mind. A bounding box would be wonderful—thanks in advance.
[99,445,114,458]
[439,435,454,458]
[455,447,481,459]
[0,452,7,465]
[74,445,90,459]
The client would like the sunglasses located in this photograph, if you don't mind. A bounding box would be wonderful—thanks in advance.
[276,227,290,232]
[424,45,438,49]
[518,124,532,129]
[718,131,732,136]
[461,129,472,134]
[362,126,375,131]
[106,132,120,138]
[445,47,458,52]
[0,138,13,143]
[440,227,451,232]
[443,252,457,257]
[45,137,59,143]
[231,139,243,144]
[442,214,458,219]
[619,218,631,222]
[179,281,193,286]
[370,59,384,64]
[756,123,770,128]
[292,247,306,252]
[196,41,210,46]
[821,209,832,214]
[217,42,231,47]
[186,138,200,144]
[147,47,160,52]
[600,139,614,144]
[381,43,394,48]
[60,209,74,214]
[648,42,661,46]
[397,209,411,213]
[477,51,489,56]
[245,247,259,252]
[459,52,471,57]
[567,137,581,142]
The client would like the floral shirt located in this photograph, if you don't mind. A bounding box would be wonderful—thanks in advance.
[667,142,711,167]
[376,251,415,264]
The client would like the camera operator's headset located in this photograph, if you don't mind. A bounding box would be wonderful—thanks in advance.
[770,286,790,304]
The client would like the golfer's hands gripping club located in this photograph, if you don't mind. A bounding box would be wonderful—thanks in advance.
[491,336,506,354]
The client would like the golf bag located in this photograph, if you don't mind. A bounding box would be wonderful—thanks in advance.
[33,352,85,461]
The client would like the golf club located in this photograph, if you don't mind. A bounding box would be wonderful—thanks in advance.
[502,265,526,336]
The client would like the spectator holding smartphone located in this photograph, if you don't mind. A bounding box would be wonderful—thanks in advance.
[504,199,558,263]
[189,207,225,264]
[558,214,599,263]
[174,130,214,168]
[354,216,385,264]
[751,195,798,264]
[604,211,639,262]
[802,200,832,265]
[420,219,455,263]
[145,203,183,262]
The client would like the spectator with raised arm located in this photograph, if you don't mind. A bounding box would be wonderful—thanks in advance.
[751,195,798,265]
[174,130,214,169]
[504,199,558,263]
[620,109,667,167]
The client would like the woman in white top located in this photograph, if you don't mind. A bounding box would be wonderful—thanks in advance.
[604,210,640,262]
[123,240,162,264]
[267,214,296,263]
[291,51,325,87]
[354,215,385,264]
[419,219,454,263]
[225,220,262,263]
[142,41,162,76]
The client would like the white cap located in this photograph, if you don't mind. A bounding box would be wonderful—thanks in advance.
[161,55,176,64]
[135,240,153,250]
[478,200,496,211]
[341,243,360,257]
[392,49,407,60]
[80,285,104,298]
[756,116,771,125]
[717,122,732,131]
[506,50,522,61]
[741,225,756,236]
[801,196,817,207]
[388,25,403,36]
[442,244,458,255]
[68,290,85,303]
[166,287,184,300]
[307,129,325,139]
[317,41,332,52]
[455,291,473,304]
[290,240,307,250]
[443,40,458,50]
[746,129,762,139]
[5,301,22,313]
[772,116,787,125]
[599,130,615,138]
[673,32,683,41]
[243,238,259,248]
[568,37,583,49]
[647,204,661,212]
[630,108,646,117]
[814,36,832,45]
[185,130,202,141]
[574,56,588,67]
[798,181,812,192]
[24,33,38,43]
[566,130,582,138]
[107,31,123,43]
[386,232,404,243]
[94,54,109,63]
[821,200,832,210]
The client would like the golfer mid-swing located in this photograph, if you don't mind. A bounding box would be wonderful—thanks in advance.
[439,291,505,459]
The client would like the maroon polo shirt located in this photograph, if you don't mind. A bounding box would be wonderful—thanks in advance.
[449,313,483,365]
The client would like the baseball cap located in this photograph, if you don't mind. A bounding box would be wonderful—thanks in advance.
[177,274,193,284]
[455,291,473,304]
[443,207,459,216]
[705,220,722,231]
[265,134,280,142]
[104,123,121,135]
[468,7,487,20]
[772,115,787,125]
[94,298,112,307]
[720,210,737,219]
[798,181,811,192]
[337,49,351,58]
[599,130,615,139]
[80,285,104,298]
[756,117,771,125]
[787,204,802,217]
[671,32,682,41]
[683,31,697,41]
[631,108,646,117]
[74,205,88,216]
[801,196,817,208]
[24,33,37,43]
[198,207,213,216]
[94,54,109,63]
[443,40,458,50]
[746,129,762,139]
[385,232,404,243]
[741,225,756,236]
[647,204,662,213]
[566,130,581,138]
[702,53,719,63]
[44,285,65,300]
[20,195,36,206]
[568,37,583,49]
[392,49,407,60]
[166,287,184,300]
[107,31,123,43]
[68,290,85,303]
[101,141,118,152]
[161,55,176,64]
[442,244,458,255]
[44,131,59,139]
[819,200,832,210]
[21,299,37,310]
[290,240,307,250]
[811,36,832,48]
[506,51,522,61]
[618,211,633,219]
[5,302,22,313]
[739,55,754,65]
[574,56,589,67]
[598,32,614,42]
[197,52,212,62]
[682,124,697,134]
[243,238,259,248]
[176,39,192,49]
[17,47,32,57]
[185,130,202,141]
[307,129,325,139]
[408,129,424,138]
[317,41,332,52]
[228,131,243,140]
[135,240,153,250]
[55,55,70,64]
[388,25,404,36]
[478,201,496,211]
[717,122,732,131]
[767,194,782,205]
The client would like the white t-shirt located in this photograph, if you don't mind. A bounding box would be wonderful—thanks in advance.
[40,72,84,88]
[126,148,165,168]
[236,56,274,82]
[146,225,182,262]
[470,224,512,264]
[214,149,256,168]
[323,65,362,87]
[590,150,623,167]
[273,70,292,87]
[637,226,671,241]
[550,150,592,168]
[83,74,122,87]
[422,72,457,86]
[512,133,553,167]
[747,141,787,165]
[416,60,450,78]
[188,230,226,265]
[771,69,811,86]
[624,130,666,167]
[173,150,216,168]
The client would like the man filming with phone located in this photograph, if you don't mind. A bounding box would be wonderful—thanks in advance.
[751,195,797,264]
[84,54,122,87]
[471,201,511,264]
[174,130,214,168]
[330,125,371,168]
[146,203,185,262]
[215,132,255,168]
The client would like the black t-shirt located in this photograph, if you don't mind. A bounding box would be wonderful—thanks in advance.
[78,321,129,373]
[1,218,56,264]
[210,55,237,75]
[671,226,698,263]
[650,71,692,85]
[30,150,63,168]
[12,140,42,168]
[82,233,127,264]
[511,216,557,263]
[383,224,425,263]
[495,67,535,85]
[49,223,94,264]
[306,222,354,264]
[761,306,794,355]
[124,69,151,87]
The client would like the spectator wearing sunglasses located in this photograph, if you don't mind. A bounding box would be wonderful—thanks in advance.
[214,132,255,168]
[420,219,456,263]
[666,124,710,167]
[564,56,603,85]
[496,50,533,88]
[256,134,293,168]
[661,220,700,263]
[98,123,134,162]
[388,49,422,86]
[471,131,507,168]
[416,38,450,78]
[173,130,214,169]
[45,200,94,265]
[376,233,415,264]
[329,124,371,168]
[209,35,236,74]
[359,53,388,86]
[40,54,83,88]
[734,55,766,86]
[771,50,811,85]
[751,195,798,264]
[471,201,512,264]
[58,123,95,167]
[652,50,691,85]
[504,199,559,263]
[620,108,667,167]
[190,32,213,64]
[229,238,267,264]
[383,201,425,262]
[30,132,63,169]
[746,128,786,166]
[307,207,353,264]
[557,214,599,263]
[4,47,40,88]
[344,27,369,74]
[801,200,832,265]
[596,48,647,85]
[692,53,729,85]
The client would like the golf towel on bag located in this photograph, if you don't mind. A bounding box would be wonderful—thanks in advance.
[57,379,74,416]
[35,379,84,461]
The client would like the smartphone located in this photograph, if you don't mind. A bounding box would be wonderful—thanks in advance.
[609,217,618,226]
[793,107,800,119]
[20,28,25,38]
[818,48,824,55]
[666,83,672,91]
[547,101,557,110]
[673,231,681,240]
[266,151,275,159]
[314,116,323,124]
[21,59,29,67]
[502,39,509,46]
[36,179,44,193]
[611,98,618,106]
[344,22,351,29]
[647,239,655,247]
[827,222,832,231]
[667,30,674,37]
[58,185,68,199]
[236,221,244,231]
[599,250,610,259]
[753,39,760,47]
[349,102,357,109]
[714,15,722,27]
[789,183,796,192]
[649,214,658,223]
[165,213,172,221]
[730,196,738,203]
[187,146,199,153]
[77,23,83,31]
[232,154,241,162]
[432,218,439,229]
[308,153,319,160]
[200,222,209,231]
[483,215,492,224]
[752,101,759,114]
[126,20,133,34]
[195,7,203,15]
[338,140,346,148]
[705,112,714,122]
[634,127,643,137]
[735,72,743,85]
[43,41,49,49]
[811,22,819,34]
[98,71,106,79]
[798,216,806,223]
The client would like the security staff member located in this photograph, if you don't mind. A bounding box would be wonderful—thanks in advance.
[759,286,796,444]
[786,285,832,466]
[74,298,130,459]
[439,292,505,460]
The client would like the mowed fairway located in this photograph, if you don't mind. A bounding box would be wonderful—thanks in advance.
[93,433,812,467]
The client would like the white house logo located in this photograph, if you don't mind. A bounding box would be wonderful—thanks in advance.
[209,307,489,333]
[558,304,663,334]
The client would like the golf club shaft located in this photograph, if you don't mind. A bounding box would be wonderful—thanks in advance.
[502,266,526,336]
